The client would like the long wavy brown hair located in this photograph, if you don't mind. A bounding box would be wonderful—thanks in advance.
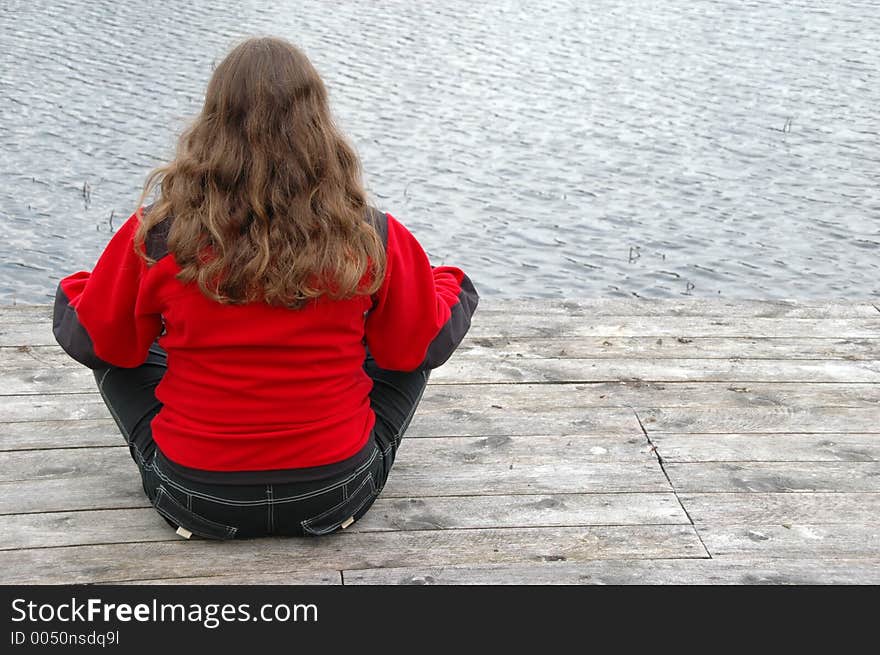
[134,37,385,306]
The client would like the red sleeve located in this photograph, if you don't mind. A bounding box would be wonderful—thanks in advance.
[52,212,163,368]
[364,213,478,371]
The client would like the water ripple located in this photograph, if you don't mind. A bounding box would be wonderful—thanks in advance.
[1,0,878,303]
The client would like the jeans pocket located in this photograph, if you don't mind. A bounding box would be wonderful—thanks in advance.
[153,485,238,540]
[300,473,377,536]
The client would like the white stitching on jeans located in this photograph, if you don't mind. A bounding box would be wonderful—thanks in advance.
[96,369,132,442]
[153,485,239,538]
[270,446,379,504]
[266,486,274,534]
[301,474,377,536]
[394,369,429,443]
[97,368,110,389]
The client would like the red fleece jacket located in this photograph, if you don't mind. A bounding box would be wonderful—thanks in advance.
[53,210,478,472]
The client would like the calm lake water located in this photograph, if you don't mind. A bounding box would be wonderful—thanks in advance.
[1,0,878,304]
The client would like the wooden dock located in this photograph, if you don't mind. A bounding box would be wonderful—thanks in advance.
[1,299,878,584]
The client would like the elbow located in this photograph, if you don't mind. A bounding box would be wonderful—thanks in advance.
[52,284,112,369]
[421,275,479,370]
[369,346,427,373]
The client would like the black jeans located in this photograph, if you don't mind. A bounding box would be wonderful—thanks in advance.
[94,342,429,539]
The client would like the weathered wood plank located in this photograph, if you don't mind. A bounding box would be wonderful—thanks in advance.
[653,433,880,462]
[0,395,644,437]
[0,368,97,395]
[0,306,52,323]
[13,340,880,372]
[433,357,880,384]
[6,381,880,436]
[468,315,880,339]
[0,442,671,515]
[473,299,880,319]
[0,394,111,422]
[417,382,880,410]
[0,492,686,550]
[1,422,652,463]
[0,419,120,451]
[389,456,669,497]
[4,383,879,426]
[4,315,880,347]
[398,433,653,465]
[637,406,880,433]
[0,424,651,463]
[665,462,880,493]
[698,524,880,559]
[0,448,147,513]
[679,492,880,526]
[0,508,175,550]
[3,388,877,451]
[357,493,687,532]
[3,299,876,323]
[117,571,342,585]
[0,524,707,584]
[0,322,53,346]
[343,558,880,585]
[6,353,878,393]
[4,383,879,430]
[456,336,880,360]
[8,333,880,368]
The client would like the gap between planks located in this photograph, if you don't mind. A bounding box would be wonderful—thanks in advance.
[633,408,712,559]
